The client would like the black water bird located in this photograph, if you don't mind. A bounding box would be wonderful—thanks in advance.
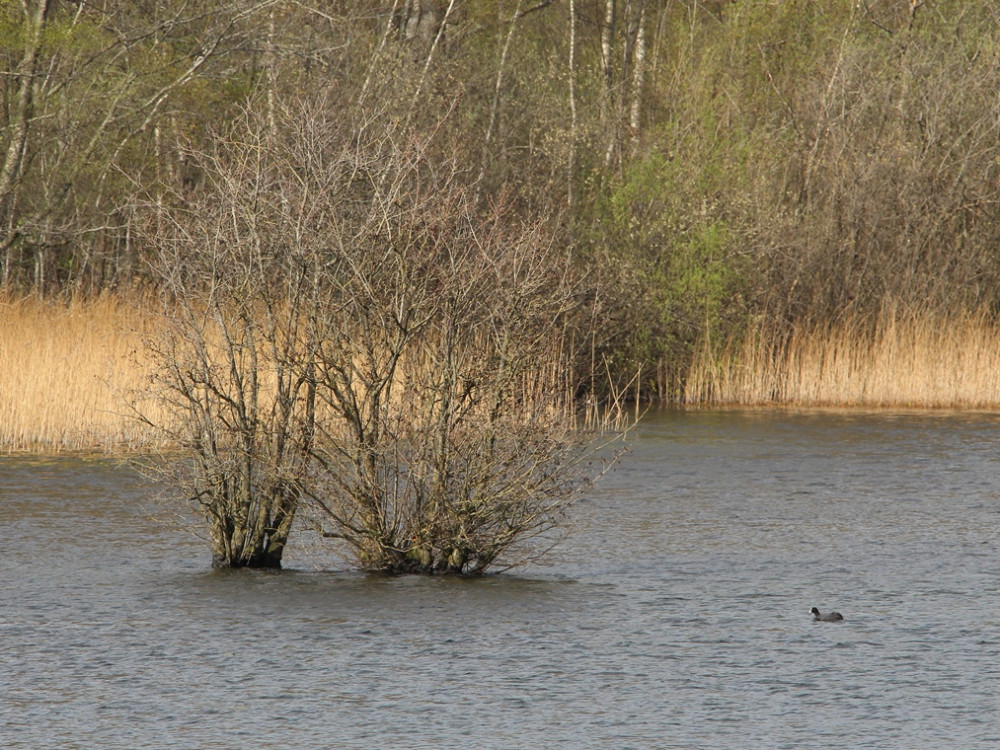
[811,607,844,622]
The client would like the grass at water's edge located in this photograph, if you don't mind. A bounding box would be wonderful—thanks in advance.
[0,294,165,453]
[685,309,1000,408]
[4,296,1000,453]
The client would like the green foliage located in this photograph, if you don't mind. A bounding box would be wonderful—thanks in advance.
[0,2,24,51]
[660,220,735,338]
[581,143,749,397]
[6,0,1000,399]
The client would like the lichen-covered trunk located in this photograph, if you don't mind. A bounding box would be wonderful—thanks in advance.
[209,483,299,569]
[0,0,50,261]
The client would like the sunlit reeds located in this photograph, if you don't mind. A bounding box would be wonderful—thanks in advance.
[687,308,1000,408]
[8,296,1000,453]
[0,294,165,452]
[0,295,598,452]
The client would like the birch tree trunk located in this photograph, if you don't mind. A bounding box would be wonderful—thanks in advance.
[567,0,578,207]
[405,0,459,125]
[602,0,646,169]
[484,0,526,147]
[600,0,617,142]
[628,4,646,155]
[0,0,50,278]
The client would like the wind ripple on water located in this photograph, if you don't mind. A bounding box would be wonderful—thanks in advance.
[2,410,1000,748]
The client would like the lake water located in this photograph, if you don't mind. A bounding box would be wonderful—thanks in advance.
[3,409,1000,748]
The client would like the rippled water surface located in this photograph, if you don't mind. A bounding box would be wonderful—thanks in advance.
[3,409,1000,748]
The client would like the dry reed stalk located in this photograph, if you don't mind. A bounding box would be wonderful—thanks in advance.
[144,301,594,455]
[0,294,166,452]
[687,309,1000,407]
[398,327,584,429]
[0,292,628,455]
[313,326,582,431]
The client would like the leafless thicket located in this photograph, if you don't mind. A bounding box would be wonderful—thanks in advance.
[135,95,620,572]
[749,2,1000,324]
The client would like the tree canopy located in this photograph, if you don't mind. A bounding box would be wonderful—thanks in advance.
[4,0,1000,395]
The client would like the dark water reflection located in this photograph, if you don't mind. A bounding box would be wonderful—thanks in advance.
[3,410,1000,748]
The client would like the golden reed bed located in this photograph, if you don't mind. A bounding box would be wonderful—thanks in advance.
[0,295,166,452]
[4,296,1000,452]
[685,309,1000,408]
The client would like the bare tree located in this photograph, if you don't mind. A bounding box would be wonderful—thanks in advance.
[303,179,606,573]
[293,101,618,574]
[0,0,277,292]
[135,90,623,573]
[600,0,648,168]
[134,101,323,568]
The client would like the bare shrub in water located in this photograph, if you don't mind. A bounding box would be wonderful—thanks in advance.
[303,188,602,574]
[134,105,322,568]
[135,93,621,572]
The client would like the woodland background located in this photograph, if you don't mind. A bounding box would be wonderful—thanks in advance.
[4,0,1000,402]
